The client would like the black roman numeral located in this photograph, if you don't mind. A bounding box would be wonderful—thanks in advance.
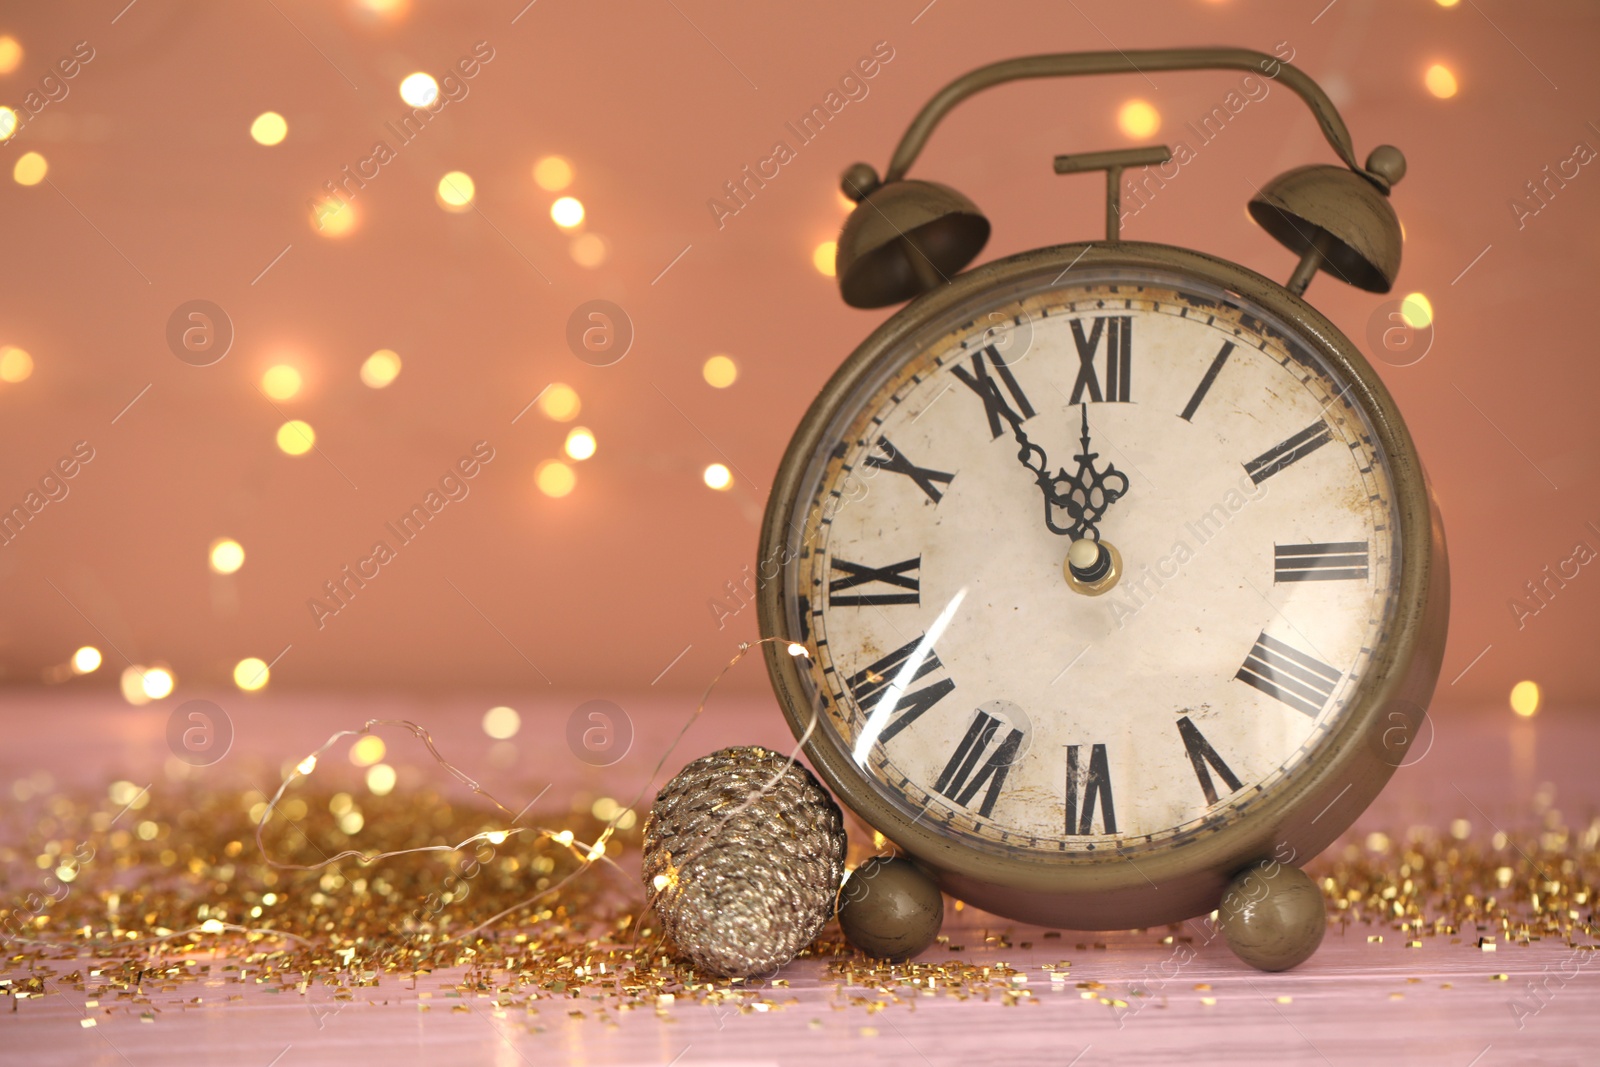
[1180,341,1235,421]
[951,345,1035,439]
[933,710,1024,818]
[846,634,956,745]
[1235,632,1341,717]
[1244,420,1334,485]
[1274,541,1370,582]
[1068,316,1133,404]
[829,556,921,607]
[864,438,954,504]
[1065,743,1118,835]
[1176,716,1243,806]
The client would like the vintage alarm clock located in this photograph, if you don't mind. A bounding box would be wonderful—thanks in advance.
[757,49,1448,970]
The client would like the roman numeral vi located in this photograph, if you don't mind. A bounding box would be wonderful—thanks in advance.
[1065,743,1118,835]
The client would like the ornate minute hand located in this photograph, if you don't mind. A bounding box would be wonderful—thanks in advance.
[1044,404,1129,541]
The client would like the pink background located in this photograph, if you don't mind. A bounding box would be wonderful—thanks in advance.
[0,0,1592,709]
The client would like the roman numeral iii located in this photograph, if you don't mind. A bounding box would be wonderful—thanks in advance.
[1274,541,1370,582]
[1235,631,1341,717]
[865,438,954,503]
[829,556,920,607]
[846,634,955,745]
[1069,315,1133,403]
[1065,743,1118,835]
[933,709,1024,818]
[951,345,1035,439]
[1177,716,1243,806]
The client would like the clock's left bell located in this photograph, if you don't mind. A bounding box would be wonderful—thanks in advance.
[835,162,990,309]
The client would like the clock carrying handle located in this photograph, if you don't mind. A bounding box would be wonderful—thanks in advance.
[883,48,1373,184]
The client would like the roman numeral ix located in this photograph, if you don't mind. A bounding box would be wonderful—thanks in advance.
[1069,315,1133,404]
[1065,743,1118,835]
[829,556,920,607]
[951,345,1035,439]
[1244,420,1334,485]
[1177,716,1243,806]
[1274,541,1370,582]
[933,710,1024,818]
[1235,632,1341,717]
[846,634,955,745]
[864,438,954,503]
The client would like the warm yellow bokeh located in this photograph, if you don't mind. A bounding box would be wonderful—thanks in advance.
[539,382,580,421]
[437,170,475,210]
[1118,99,1161,138]
[564,427,597,461]
[209,538,245,575]
[0,36,21,75]
[13,151,47,186]
[261,364,302,400]
[360,349,402,388]
[349,735,386,766]
[482,705,521,739]
[0,107,17,142]
[551,196,585,228]
[812,241,837,277]
[366,763,397,795]
[313,199,358,238]
[276,420,316,456]
[703,463,733,490]
[1400,293,1433,330]
[250,111,288,146]
[233,657,270,691]
[1425,63,1458,99]
[142,667,175,700]
[0,345,33,382]
[569,233,607,267]
[120,667,150,706]
[1510,680,1540,718]
[533,155,573,192]
[71,646,102,674]
[702,354,738,388]
[536,460,576,498]
[399,72,438,107]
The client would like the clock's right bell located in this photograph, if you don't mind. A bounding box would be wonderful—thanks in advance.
[1249,146,1406,294]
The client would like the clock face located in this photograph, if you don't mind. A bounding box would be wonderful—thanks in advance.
[777,265,1402,859]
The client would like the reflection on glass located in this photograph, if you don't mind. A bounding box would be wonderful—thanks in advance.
[851,587,966,764]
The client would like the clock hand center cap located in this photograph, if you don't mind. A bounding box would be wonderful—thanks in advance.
[1066,538,1122,596]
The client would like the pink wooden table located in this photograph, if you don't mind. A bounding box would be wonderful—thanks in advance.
[1,693,1594,1066]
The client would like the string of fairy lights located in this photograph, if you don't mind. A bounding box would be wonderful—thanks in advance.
[0,0,1535,724]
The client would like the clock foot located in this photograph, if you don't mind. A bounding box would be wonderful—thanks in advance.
[1217,859,1326,971]
[837,856,944,961]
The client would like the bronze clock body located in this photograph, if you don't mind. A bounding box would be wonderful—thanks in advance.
[757,240,1448,930]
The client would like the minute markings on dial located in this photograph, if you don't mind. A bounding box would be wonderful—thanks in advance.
[828,556,920,607]
[1235,632,1342,717]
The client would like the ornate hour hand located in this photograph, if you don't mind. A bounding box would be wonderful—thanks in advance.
[1044,404,1129,540]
